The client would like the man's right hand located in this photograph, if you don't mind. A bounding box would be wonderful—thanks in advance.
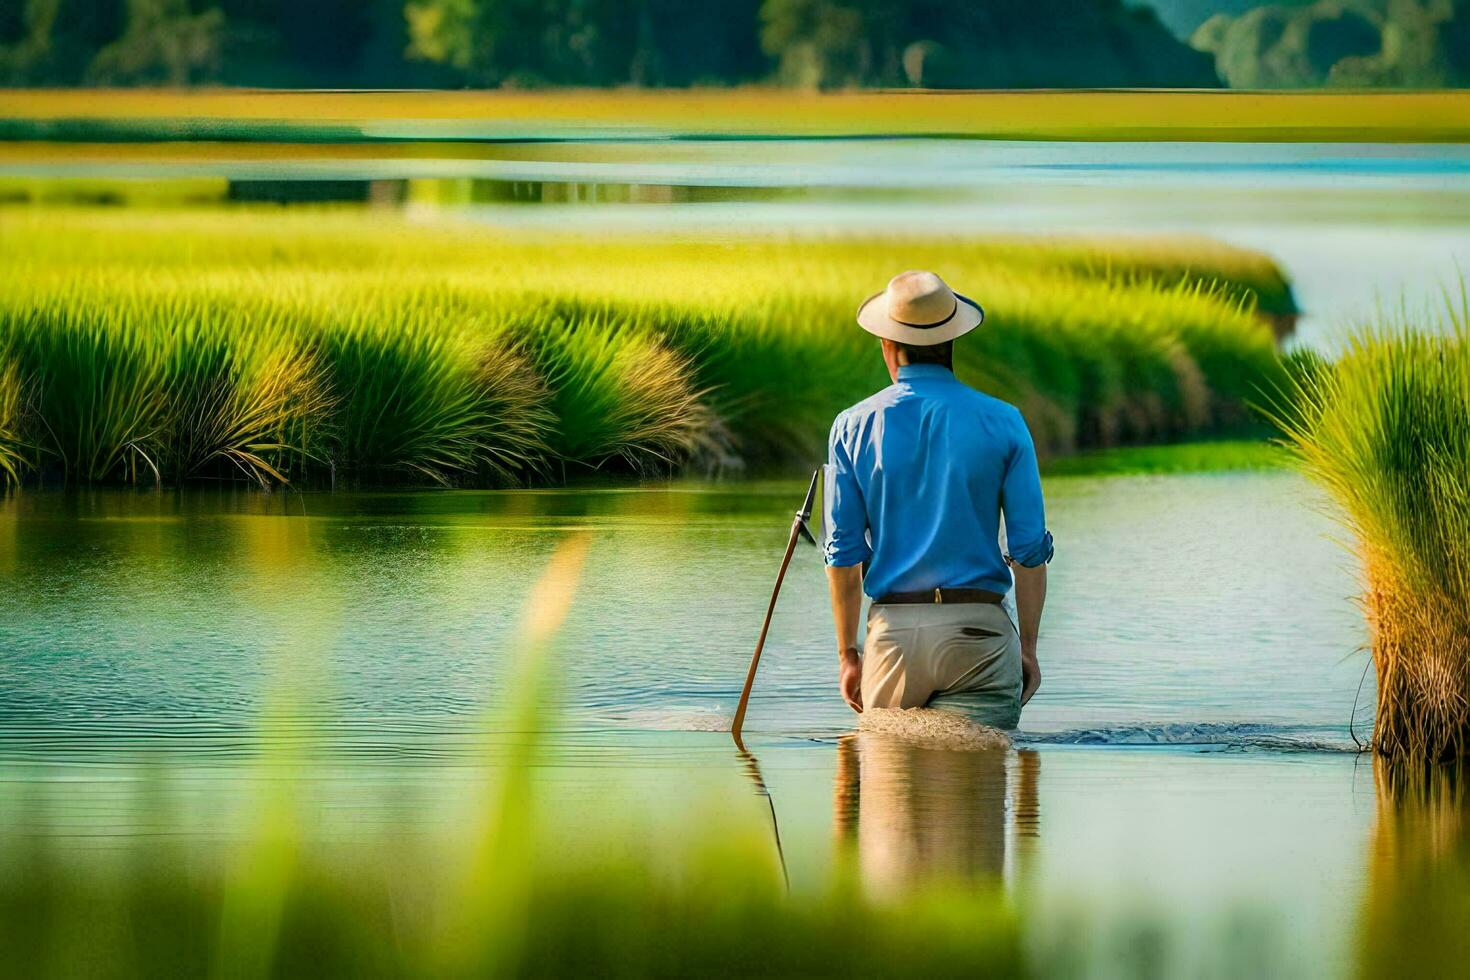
[1020,644,1041,706]
[839,647,863,713]
[1011,562,1047,709]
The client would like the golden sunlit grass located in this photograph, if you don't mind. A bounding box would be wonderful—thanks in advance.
[0,361,24,486]
[0,206,1286,485]
[1277,293,1470,763]
[2,88,1469,141]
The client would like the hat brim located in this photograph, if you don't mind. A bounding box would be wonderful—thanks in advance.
[855,291,984,345]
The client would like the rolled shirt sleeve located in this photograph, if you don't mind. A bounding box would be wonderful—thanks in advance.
[823,416,872,568]
[1000,410,1055,568]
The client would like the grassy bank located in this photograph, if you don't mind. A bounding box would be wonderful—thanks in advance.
[1042,439,1288,477]
[0,207,1288,487]
[1277,296,1470,763]
[3,89,1469,142]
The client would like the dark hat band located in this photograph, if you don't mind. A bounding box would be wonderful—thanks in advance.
[891,299,958,329]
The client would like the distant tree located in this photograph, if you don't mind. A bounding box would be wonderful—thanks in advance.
[1193,0,1469,87]
[406,0,625,86]
[406,0,765,86]
[87,0,222,84]
[637,0,766,85]
[760,0,882,86]
[759,0,1220,88]
[209,0,385,85]
[0,0,128,84]
[1142,0,1313,39]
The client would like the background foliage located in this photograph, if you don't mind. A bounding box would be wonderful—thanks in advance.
[2,0,1215,87]
[1191,0,1470,87]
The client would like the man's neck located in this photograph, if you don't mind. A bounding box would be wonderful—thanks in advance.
[897,362,953,377]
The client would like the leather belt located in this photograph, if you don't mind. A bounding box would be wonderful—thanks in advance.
[874,587,1005,605]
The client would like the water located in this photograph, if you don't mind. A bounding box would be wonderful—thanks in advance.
[0,471,1381,974]
[0,470,1366,755]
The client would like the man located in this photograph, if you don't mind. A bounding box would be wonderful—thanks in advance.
[824,270,1053,729]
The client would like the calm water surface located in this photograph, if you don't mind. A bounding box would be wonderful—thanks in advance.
[0,469,1366,750]
[1,469,1383,975]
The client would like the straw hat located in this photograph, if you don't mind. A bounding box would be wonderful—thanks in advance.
[856,271,984,346]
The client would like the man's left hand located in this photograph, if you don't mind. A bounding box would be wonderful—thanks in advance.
[1020,645,1041,706]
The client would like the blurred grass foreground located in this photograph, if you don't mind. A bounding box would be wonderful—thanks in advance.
[0,207,1290,488]
[0,535,1023,979]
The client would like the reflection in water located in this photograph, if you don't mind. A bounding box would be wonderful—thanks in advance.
[738,748,790,891]
[833,734,1038,896]
[1360,761,1470,978]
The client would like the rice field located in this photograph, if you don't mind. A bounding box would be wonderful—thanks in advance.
[0,206,1288,487]
[1277,290,1470,763]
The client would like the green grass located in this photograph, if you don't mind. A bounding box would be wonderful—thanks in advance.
[4,762,1027,980]
[0,359,24,486]
[0,175,228,207]
[3,89,1468,142]
[6,303,174,483]
[0,206,1290,487]
[1043,440,1288,477]
[1275,291,1470,763]
[0,823,1024,979]
[524,315,714,470]
[314,301,551,486]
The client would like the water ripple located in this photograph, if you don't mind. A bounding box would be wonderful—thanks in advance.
[1018,723,1359,753]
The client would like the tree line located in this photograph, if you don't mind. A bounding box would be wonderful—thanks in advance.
[1191,0,1470,88]
[0,0,1221,88]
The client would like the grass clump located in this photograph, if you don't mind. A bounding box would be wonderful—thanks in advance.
[0,207,1292,487]
[0,360,25,486]
[5,304,172,483]
[1276,293,1470,763]
[524,315,715,472]
[164,313,333,487]
[316,303,551,486]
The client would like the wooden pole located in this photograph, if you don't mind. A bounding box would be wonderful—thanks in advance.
[731,516,804,749]
[731,469,821,749]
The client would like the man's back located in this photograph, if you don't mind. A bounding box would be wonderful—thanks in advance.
[823,270,1051,725]
[823,363,1053,599]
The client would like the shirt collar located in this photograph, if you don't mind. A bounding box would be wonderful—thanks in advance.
[897,364,954,382]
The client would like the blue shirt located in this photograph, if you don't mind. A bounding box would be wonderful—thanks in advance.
[823,363,1054,599]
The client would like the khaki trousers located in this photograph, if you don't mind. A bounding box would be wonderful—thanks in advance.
[863,602,1023,730]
